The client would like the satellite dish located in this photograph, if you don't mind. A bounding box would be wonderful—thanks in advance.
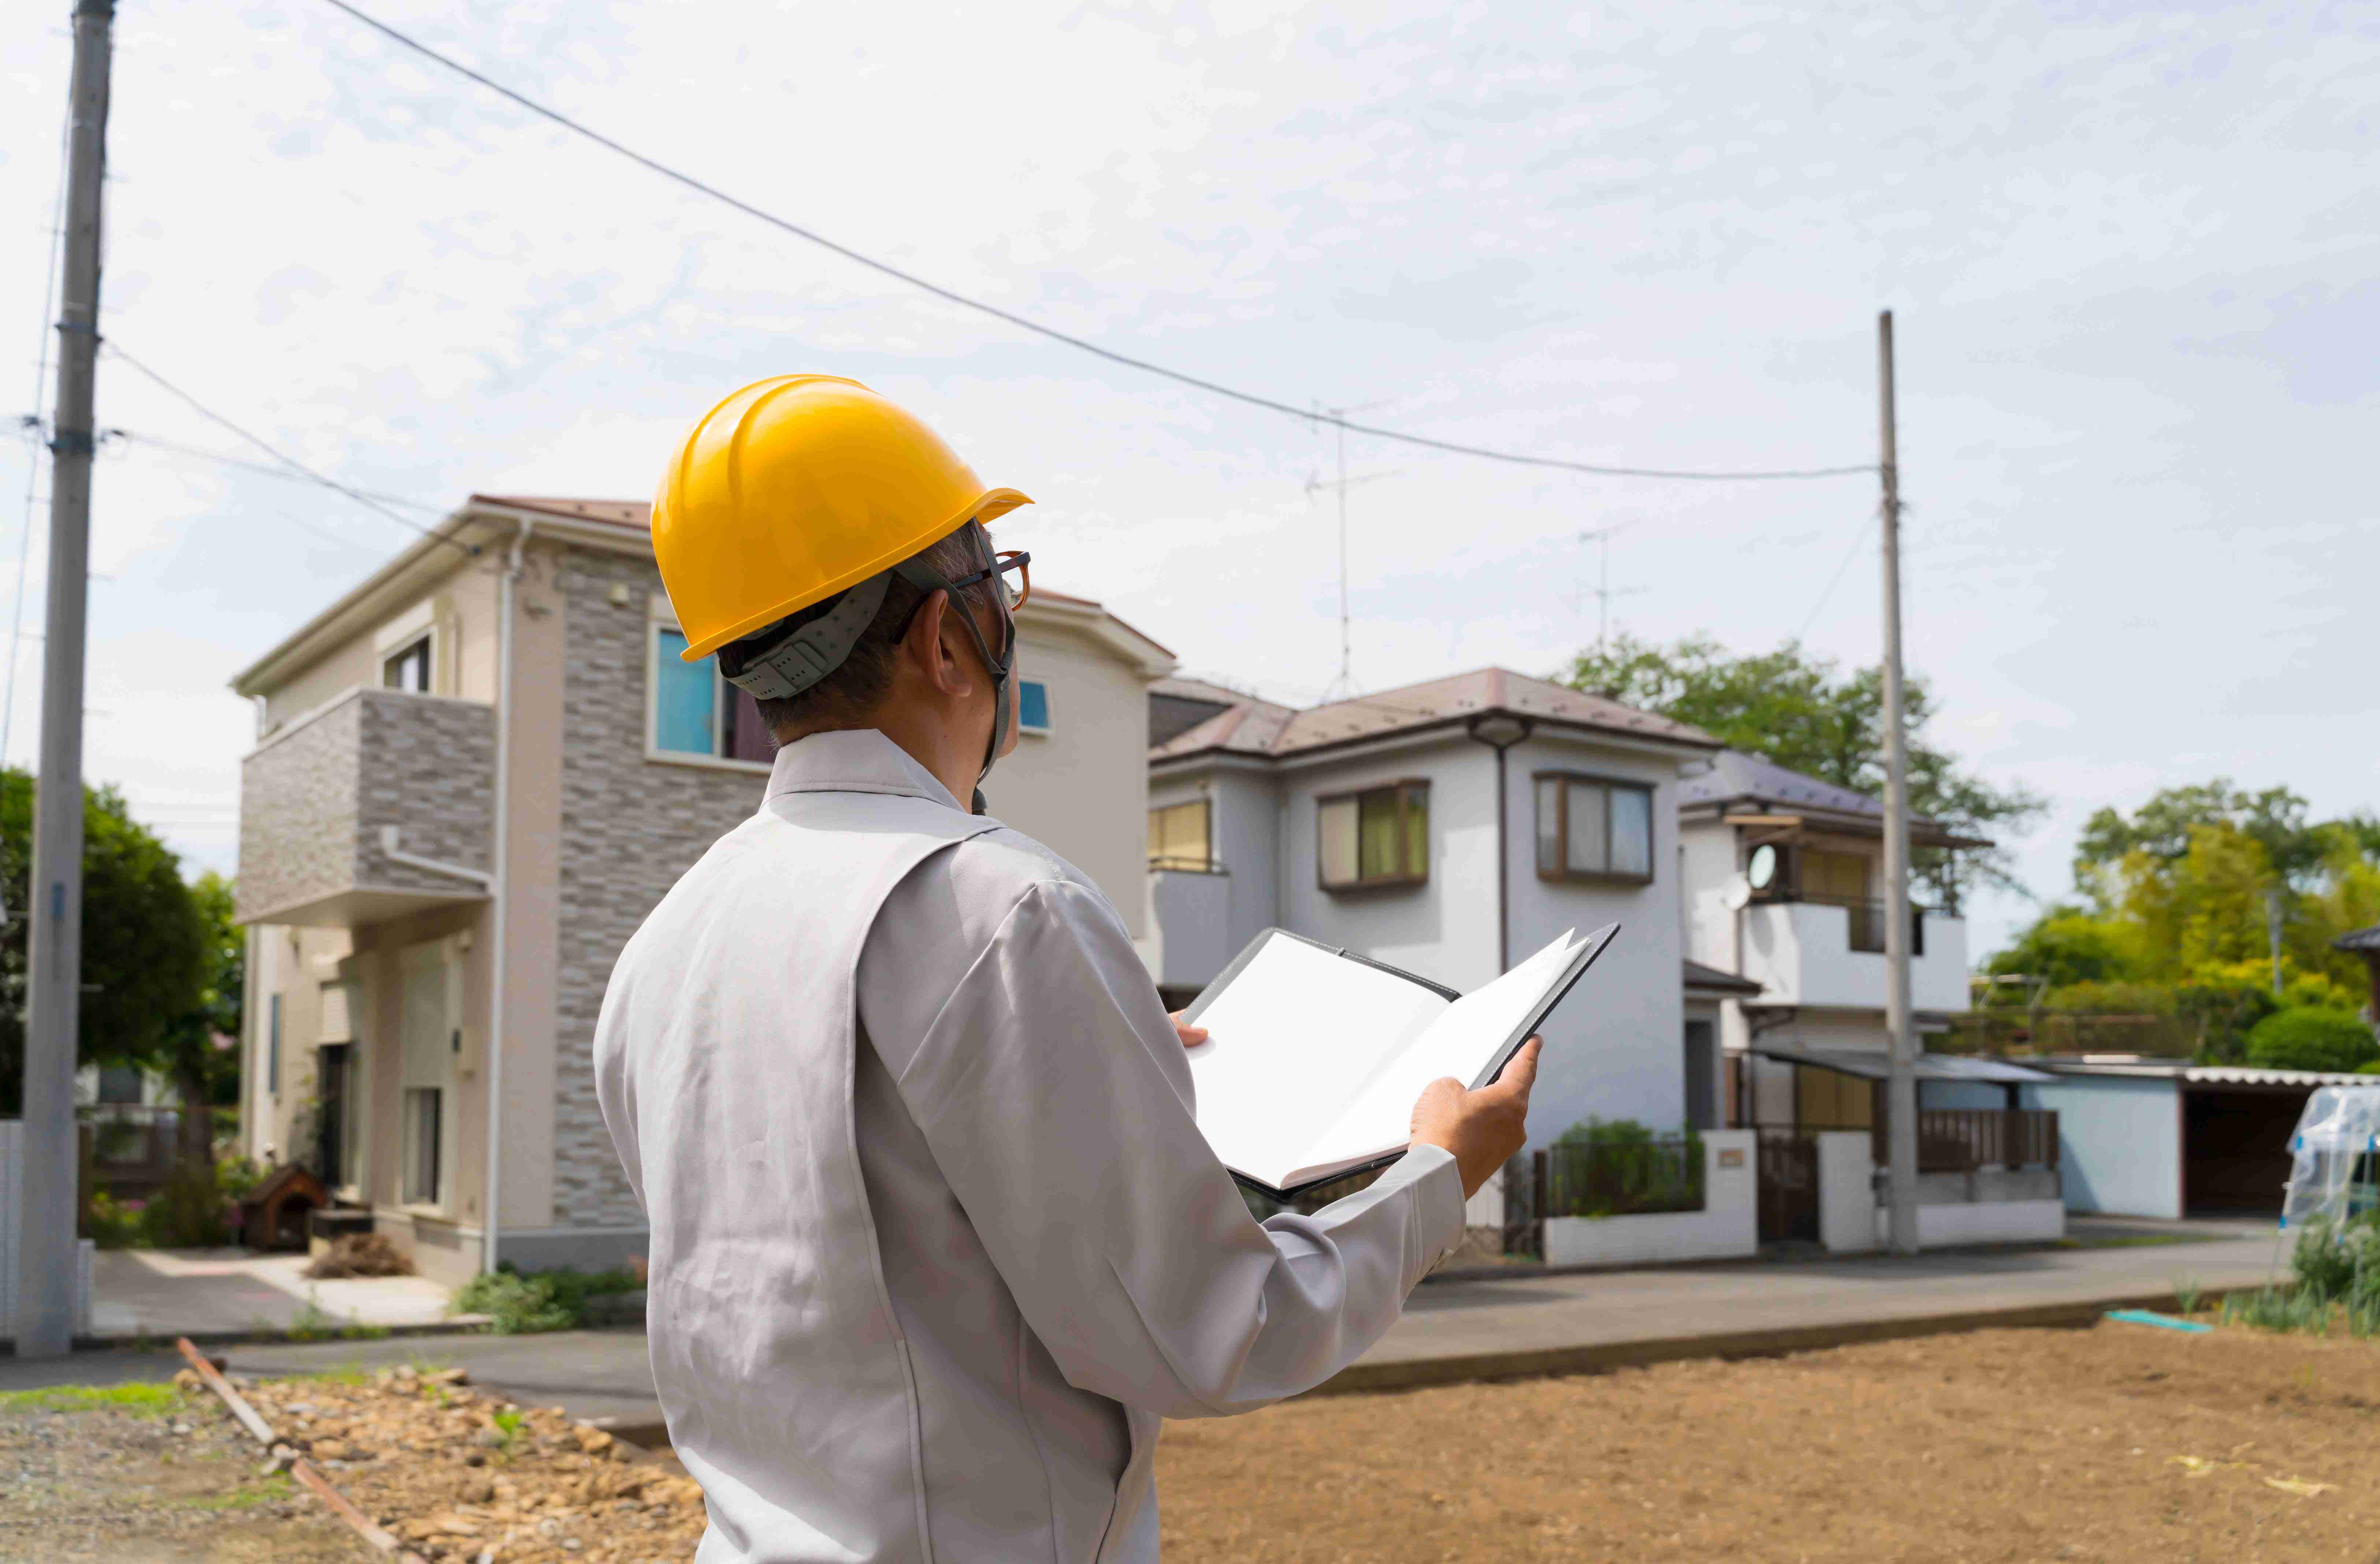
[1747,843,1779,891]
[1721,874,1752,912]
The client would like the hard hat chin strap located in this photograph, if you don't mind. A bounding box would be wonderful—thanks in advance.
[890,552,1013,815]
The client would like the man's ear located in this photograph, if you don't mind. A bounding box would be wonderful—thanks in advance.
[900,589,969,698]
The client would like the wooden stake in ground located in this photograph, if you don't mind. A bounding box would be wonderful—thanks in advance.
[173,1337,429,1564]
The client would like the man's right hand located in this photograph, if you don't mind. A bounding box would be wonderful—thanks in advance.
[1408,1036,1542,1199]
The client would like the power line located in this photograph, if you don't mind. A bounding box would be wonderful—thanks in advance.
[315,0,1875,485]
[4,70,75,772]
[105,428,445,511]
[1793,504,1880,643]
[100,345,476,554]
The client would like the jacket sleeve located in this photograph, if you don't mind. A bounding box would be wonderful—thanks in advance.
[865,877,1467,1419]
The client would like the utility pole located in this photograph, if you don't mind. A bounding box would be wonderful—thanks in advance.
[16,0,112,1360]
[2265,886,2286,998]
[1878,309,1919,1259]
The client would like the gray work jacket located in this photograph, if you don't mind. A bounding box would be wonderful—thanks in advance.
[595,730,1466,1563]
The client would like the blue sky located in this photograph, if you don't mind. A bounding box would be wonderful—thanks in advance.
[1,0,2374,955]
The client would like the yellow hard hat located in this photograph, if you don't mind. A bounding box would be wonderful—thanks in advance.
[652,375,1031,661]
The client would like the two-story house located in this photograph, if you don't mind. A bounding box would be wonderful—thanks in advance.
[233,495,1173,1287]
[1141,670,1723,1147]
[1676,749,1987,1128]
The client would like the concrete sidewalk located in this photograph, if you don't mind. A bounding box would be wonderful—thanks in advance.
[5,1219,2286,1433]
[86,1248,480,1341]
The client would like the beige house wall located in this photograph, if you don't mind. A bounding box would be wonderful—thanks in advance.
[996,617,1153,938]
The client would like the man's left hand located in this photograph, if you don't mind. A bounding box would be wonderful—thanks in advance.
[1170,1011,1209,1049]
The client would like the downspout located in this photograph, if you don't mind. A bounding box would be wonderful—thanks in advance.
[1465,715,1533,973]
[483,517,531,1276]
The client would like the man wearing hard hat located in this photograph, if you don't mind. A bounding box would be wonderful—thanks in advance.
[595,375,1539,1563]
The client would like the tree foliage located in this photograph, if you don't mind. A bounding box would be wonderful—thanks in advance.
[0,768,208,1117]
[1560,632,2046,909]
[2245,1008,2379,1074]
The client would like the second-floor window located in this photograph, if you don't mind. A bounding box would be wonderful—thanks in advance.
[1535,773,1655,883]
[1018,679,1051,735]
[651,625,776,765]
[382,635,431,693]
[1149,799,1214,871]
[1318,781,1429,891]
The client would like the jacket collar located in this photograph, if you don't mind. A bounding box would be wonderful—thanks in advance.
[765,729,966,814]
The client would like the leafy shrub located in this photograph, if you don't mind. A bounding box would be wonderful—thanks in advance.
[139,1161,234,1248]
[2244,1008,2378,1073]
[1555,1116,1656,1148]
[215,1155,264,1203]
[85,1192,145,1248]
[454,1263,641,1335]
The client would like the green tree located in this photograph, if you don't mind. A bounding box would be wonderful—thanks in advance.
[0,769,208,1118]
[1560,632,2046,909]
[2074,780,2331,891]
[1984,904,2140,988]
[153,871,243,1163]
[2244,1008,2379,1073]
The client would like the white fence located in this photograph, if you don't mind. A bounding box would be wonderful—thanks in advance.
[1542,1129,1758,1267]
[0,1120,96,1340]
[1813,1129,2065,1252]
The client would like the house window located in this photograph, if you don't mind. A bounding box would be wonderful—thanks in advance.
[1017,679,1050,735]
[382,635,432,693]
[1149,800,1215,872]
[651,625,775,764]
[267,994,282,1096]
[1317,782,1429,891]
[1535,774,1655,883]
[402,1087,443,1205]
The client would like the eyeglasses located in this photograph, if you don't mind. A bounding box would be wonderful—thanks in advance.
[948,550,1031,614]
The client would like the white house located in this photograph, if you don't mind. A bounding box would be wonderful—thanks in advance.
[1142,670,1723,1146]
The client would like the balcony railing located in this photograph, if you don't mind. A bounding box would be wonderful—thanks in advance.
[1870,1109,2059,1173]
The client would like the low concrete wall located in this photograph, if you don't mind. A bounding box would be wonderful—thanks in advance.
[1818,1127,2066,1251]
[1816,1132,1877,1253]
[0,1120,94,1338]
[1543,1130,1756,1267]
[1890,1199,2068,1249]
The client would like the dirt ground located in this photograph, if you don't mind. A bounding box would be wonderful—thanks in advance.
[10,1320,2379,1562]
[1156,1321,2380,1564]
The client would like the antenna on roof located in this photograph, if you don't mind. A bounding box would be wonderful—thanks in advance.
[1307,398,1401,701]
[1578,521,1646,656]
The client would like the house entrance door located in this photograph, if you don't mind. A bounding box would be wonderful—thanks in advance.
[397,941,458,1210]
[1756,1131,1820,1244]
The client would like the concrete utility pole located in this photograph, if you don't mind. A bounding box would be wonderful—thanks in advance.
[15,0,113,1360]
[1877,310,1919,1258]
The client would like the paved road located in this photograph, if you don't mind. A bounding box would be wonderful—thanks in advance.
[5,1218,2286,1430]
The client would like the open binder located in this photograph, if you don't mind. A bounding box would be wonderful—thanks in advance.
[1180,923,1620,1201]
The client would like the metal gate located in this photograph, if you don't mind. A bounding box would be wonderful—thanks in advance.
[1756,1131,1820,1244]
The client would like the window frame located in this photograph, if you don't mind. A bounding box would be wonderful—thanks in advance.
[401,1086,443,1207]
[1148,797,1218,873]
[1533,770,1658,886]
[644,602,776,775]
[267,993,282,1098]
[380,634,434,695]
[1315,779,1431,894]
[1016,678,1052,737]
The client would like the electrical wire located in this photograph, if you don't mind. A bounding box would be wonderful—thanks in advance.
[3,74,75,772]
[105,428,445,511]
[101,345,476,553]
[1793,505,1881,643]
[315,0,1876,485]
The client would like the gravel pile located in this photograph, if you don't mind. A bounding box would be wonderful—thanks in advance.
[234,1363,706,1564]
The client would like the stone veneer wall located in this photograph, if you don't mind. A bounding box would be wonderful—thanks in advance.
[238,695,364,922]
[550,548,768,1228]
[236,689,495,923]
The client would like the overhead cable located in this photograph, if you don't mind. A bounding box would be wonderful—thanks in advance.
[107,428,445,512]
[315,0,1875,484]
[102,345,475,553]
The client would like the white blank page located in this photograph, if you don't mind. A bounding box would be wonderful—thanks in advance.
[1297,931,1584,1175]
[1184,935,1451,1188]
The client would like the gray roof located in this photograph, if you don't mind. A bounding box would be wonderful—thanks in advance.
[1749,1044,2056,1084]
[1150,667,1720,764]
[1679,749,1885,817]
[2334,925,2380,953]
[1684,959,1762,995]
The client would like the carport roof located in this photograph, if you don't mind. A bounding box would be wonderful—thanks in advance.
[2032,1059,2380,1088]
[1748,1044,2056,1084]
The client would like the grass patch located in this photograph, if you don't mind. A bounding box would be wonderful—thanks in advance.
[282,1291,392,1343]
[182,1475,294,1511]
[0,1382,182,1417]
[454,1264,640,1334]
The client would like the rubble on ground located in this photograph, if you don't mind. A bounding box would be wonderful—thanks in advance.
[303,1231,417,1278]
[226,1361,705,1563]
